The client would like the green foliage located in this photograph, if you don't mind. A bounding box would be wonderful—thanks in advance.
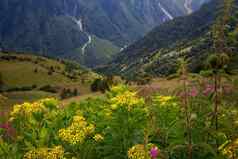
[169,144,216,159]
[39,85,58,93]
[64,60,82,74]
[91,78,110,93]
[150,95,183,147]
[60,88,79,99]
[199,70,214,77]
[0,140,20,159]
[206,53,230,71]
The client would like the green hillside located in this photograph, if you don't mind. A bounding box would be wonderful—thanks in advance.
[69,35,120,68]
[0,52,99,109]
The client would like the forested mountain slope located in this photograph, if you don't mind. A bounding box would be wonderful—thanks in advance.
[100,0,238,79]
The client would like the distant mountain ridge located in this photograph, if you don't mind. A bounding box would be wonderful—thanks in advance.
[0,0,208,67]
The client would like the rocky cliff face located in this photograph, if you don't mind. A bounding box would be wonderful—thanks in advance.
[0,0,208,67]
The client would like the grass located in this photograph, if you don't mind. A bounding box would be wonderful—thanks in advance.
[0,60,71,88]
[73,35,120,67]
[61,92,103,106]
[89,35,120,60]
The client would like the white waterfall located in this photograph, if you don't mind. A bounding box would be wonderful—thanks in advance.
[120,45,128,52]
[72,17,92,55]
[184,0,193,14]
[158,3,174,20]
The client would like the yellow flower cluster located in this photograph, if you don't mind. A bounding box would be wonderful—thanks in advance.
[153,95,176,106]
[10,102,46,120]
[220,138,238,159]
[10,98,59,121]
[58,115,95,145]
[93,133,104,142]
[128,144,146,159]
[24,146,65,159]
[110,91,144,111]
[110,85,128,95]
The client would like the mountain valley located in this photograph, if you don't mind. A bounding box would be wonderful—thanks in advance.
[0,0,208,67]
[1,1,238,159]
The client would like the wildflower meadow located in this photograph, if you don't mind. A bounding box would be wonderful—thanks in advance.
[0,79,237,159]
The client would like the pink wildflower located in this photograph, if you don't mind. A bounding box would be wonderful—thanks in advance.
[189,87,198,97]
[150,146,159,159]
[0,122,15,138]
[203,84,215,96]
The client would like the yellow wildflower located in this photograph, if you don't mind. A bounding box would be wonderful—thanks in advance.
[9,98,59,121]
[220,138,238,159]
[110,91,144,111]
[128,144,146,159]
[110,85,128,95]
[93,134,104,142]
[153,95,176,106]
[24,146,65,159]
[10,102,46,120]
[58,115,95,145]
[85,124,95,134]
[128,144,160,159]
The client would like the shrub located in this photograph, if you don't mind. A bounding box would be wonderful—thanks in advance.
[60,88,79,99]
[39,85,58,93]
[34,68,38,73]
[60,88,71,99]
[5,85,36,92]
[73,88,78,96]
[48,70,53,75]
[91,78,110,93]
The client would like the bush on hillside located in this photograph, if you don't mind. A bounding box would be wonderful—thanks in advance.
[39,85,58,93]
[91,78,110,93]
[60,88,79,99]
[4,85,37,92]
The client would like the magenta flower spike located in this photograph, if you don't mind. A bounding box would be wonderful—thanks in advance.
[150,146,159,159]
